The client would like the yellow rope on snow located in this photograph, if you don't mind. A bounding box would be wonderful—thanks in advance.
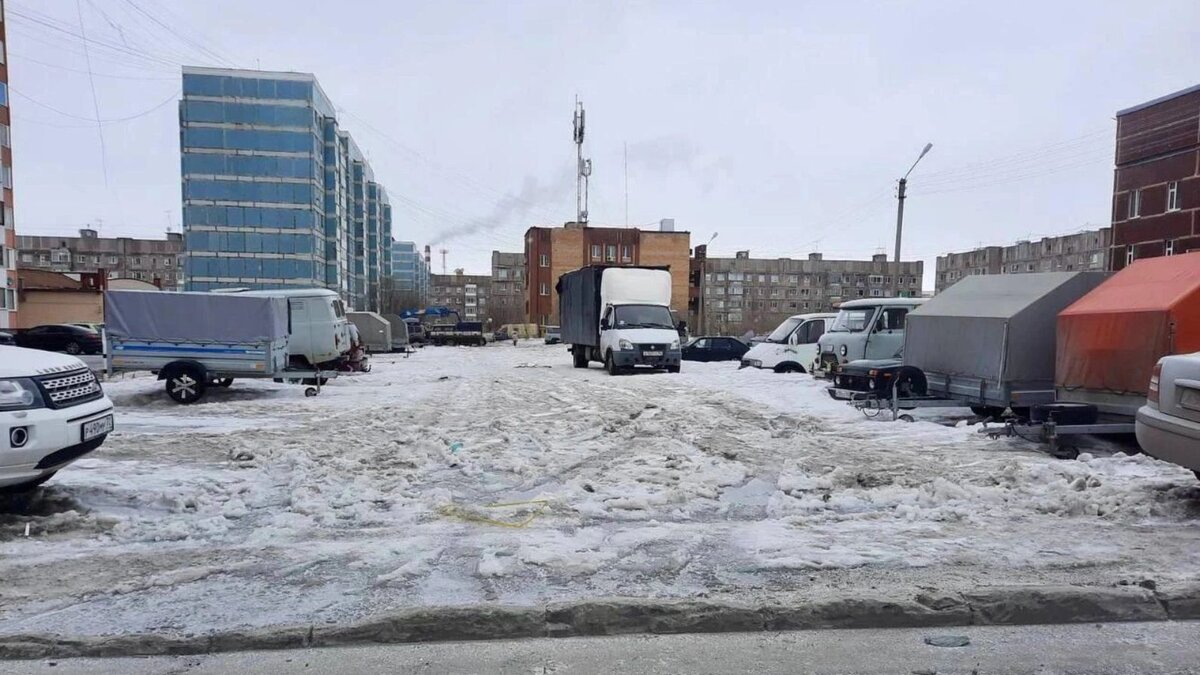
[437,498,551,528]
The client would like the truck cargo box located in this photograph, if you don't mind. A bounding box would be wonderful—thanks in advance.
[556,266,670,347]
[904,272,1108,408]
[1057,251,1200,415]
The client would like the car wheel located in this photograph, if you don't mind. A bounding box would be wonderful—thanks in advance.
[166,367,207,404]
[64,341,82,355]
[215,378,234,388]
[774,363,803,374]
[0,471,56,494]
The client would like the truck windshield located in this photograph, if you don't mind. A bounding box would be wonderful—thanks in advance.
[829,307,875,333]
[612,305,675,330]
[765,317,803,343]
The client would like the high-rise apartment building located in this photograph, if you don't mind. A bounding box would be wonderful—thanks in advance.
[689,248,923,335]
[390,240,429,295]
[0,6,16,328]
[179,66,391,310]
[17,228,184,290]
[935,228,1110,293]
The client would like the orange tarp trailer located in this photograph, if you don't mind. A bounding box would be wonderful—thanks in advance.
[1057,251,1200,399]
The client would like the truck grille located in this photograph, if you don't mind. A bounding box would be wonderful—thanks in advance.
[641,344,665,352]
[36,368,104,409]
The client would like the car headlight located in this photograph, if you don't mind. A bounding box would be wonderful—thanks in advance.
[840,345,848,357]
[868,378,876,389]
[618,338,634,351]
[0,378,45,411]
[670,339,680,350]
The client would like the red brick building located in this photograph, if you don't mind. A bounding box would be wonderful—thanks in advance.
[1111,84,1200,270]
[0,4,15,328]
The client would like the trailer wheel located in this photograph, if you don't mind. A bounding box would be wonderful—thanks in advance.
[304,387,318,397]
[894,368,928,398]
[165,366,207,404]
[1009,406,1032,420]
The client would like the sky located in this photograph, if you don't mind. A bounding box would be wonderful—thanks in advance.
[8,0,1200,290]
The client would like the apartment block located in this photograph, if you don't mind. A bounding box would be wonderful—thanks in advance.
[690,248,924,336]
[179,66,391,311]
[935,229,1110,293]
[490,250,525,327]
[524,221,690,326]
[429,270,491,324]
[390,240,430,295]
[17,228,184,290]
[1111,84,1200,268]
[0,5,15,328]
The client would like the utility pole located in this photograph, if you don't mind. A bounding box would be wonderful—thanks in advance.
[624,141,629,228]
[573,98,591,224]
[892,142,933,298]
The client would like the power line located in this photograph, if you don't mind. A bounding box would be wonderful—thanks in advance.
[9,50,178,79]
[75,0,108,187]
[11,86,180,123]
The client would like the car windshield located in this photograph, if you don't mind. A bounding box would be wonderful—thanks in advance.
[764,317,803,343]
[612,305,675,329]
[829,307,875,333]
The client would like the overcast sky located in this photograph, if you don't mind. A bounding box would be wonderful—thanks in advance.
[9,1,1200,288]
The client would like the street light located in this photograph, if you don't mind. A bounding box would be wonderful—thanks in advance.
[699,232,718,334]
[892,142,933,298]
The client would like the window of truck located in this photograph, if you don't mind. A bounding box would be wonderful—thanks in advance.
[765,317,802,343]
[829,307,875,332]
[612,304,675,329]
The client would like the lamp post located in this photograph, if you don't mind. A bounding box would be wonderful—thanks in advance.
[699,232,717,334]
[892,142,932,298]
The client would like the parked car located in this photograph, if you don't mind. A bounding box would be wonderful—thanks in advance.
[741,313,836,373]
[14,324,104,355]
[682,336,749,362]
[815,298,926,377]
[0,331,13,346]
[1136,353,1200,479]
[544,325,563,345]
[0,346,114,492]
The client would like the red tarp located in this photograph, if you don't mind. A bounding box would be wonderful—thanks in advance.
[1057,251,1200,396]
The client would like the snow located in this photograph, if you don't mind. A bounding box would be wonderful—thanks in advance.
[1,343,1198,638]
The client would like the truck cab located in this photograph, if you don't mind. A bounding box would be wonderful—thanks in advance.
[0,346,114,492]
[740,312,836,373]
[235,289,351,368]
[598,303,681,373]
[816,298,926,378]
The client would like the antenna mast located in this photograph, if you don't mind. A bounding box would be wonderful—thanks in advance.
[573,98,591,225]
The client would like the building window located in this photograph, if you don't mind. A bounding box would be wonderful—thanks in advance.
[1166,240,1175,256]
[0,164,10,189]
[621,245,631,262]
[606,245,616,262]
[109,256,119,264]
[539,282,549,296]
[164,257,173,267]
[20,252,31,263]
[0,124,9,148]
[1,288,14,310]
[769,274,779,283]
[538,254,548,267]
[1128,189,1141,219]
[1126,247,1135,266]
[0,82,8,107]
[591,244,601,260]
[1167,181,1180,212]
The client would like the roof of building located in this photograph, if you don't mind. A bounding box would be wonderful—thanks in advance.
[1116,82,1200,117]
[182,65,315,82]
[17,269,82,290]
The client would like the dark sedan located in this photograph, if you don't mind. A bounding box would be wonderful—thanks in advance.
[681,336,749,362]
[14,324,104,355]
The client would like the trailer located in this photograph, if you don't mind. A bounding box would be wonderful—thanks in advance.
[383,314,413,352]
[347,311,393,353]
[104,290,338,404]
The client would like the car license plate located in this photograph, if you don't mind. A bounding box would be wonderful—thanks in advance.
[1181,388,1200,412]
[643,350,663,357]
[82,414,114,442]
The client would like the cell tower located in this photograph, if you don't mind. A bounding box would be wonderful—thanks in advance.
[573,98,592,225]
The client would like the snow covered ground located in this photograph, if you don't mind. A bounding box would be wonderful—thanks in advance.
[2,344,1198,637]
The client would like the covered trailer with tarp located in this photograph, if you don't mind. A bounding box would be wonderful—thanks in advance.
[347,311,392,353]
[105,290,334,403]
[383,314,412,351]
[903,272,1109,413]
[1056,251,1200,416]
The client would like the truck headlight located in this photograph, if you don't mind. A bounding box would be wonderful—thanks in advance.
[0,378,45,411]
[618,338,634,351]
[840,345,848,357]
[670,339,680,350]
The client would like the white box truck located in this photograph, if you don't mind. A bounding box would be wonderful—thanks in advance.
[556,266,682,375]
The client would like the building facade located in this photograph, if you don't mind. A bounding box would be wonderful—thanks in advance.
[490,250,526,327]
[17,228,184,290]
[1111,84,1200,269]
[390,240,429,296]
[689,248,924,336]
[179,66,391,310]
[0,5,16,328]
[429,270,491,324]
[935,229,1110,293]
[524,221,691,327]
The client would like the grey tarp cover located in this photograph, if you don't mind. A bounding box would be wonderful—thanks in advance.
[904,272,1108,386]
[105,290,288,343]
[557,267,604,347]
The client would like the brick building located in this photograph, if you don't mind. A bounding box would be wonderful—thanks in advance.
[0,5,16,327]
[490,250,525,327]
[524,221,690,326]
[690,248,923,336]
[429,270,491,324]
[17,228,184,290]
[935,228,1110,293]
[1111,84,1200,269]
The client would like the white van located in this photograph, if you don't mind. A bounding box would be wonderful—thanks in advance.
[236,289,351,368]
[740,313,836,373]
[815,298,926,377]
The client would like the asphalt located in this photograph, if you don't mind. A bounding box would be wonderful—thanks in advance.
[4,621,1199,674]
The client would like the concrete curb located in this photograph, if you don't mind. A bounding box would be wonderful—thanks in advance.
[2,583,1198,660]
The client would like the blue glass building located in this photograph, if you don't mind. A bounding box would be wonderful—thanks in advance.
[390,240,429,302]
[180,66,391,310]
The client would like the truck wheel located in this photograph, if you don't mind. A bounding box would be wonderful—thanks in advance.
[572,348,589,369]
[667,365,681,374]
[605,351,622,376]
[166,367,207,404]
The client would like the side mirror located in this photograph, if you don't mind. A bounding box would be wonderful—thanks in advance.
[787,332,799,346]
[600,319,610,330]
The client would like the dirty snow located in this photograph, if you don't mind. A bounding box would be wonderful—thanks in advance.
[1,344,1198,637]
